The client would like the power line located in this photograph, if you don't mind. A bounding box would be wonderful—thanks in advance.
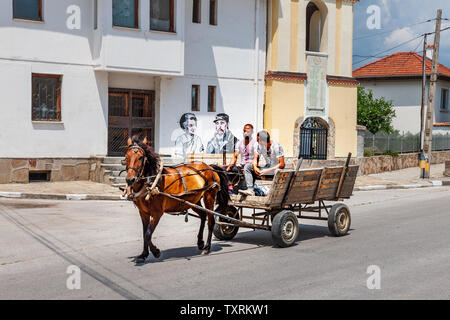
[353,34,423,66]
[354,19,433,41]
[412,37,425,53]
[353,27,450,67]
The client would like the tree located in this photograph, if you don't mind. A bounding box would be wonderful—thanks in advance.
[357,86,396,134]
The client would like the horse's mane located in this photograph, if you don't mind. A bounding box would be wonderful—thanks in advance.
[131,135,160,176]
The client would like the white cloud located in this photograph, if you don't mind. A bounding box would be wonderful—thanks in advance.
[384,27,422,51]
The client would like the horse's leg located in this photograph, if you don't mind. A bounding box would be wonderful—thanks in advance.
[192,201,207,250]
[136,211,150,263]
[146,212,163,258]
[202,191,218,255]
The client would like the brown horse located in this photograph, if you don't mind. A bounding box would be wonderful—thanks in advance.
[123,136,230,263]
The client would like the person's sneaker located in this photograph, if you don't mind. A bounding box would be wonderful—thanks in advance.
[239,188,255,196]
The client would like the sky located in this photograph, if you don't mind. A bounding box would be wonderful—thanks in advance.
[353,0,450,70]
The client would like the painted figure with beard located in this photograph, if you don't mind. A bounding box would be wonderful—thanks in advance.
[175,113,204,159]
[206,113,238,154]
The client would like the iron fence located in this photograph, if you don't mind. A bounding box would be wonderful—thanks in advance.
[363,131,450,155]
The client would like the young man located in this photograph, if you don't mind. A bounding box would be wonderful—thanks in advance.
[226,124,256,171]
[239,130,285,196]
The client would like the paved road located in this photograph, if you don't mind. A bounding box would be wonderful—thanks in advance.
[1,187,449,300]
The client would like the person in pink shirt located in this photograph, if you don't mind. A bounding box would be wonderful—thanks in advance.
[226,124,256,171]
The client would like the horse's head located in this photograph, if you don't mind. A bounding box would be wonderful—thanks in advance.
[123,136,149,187]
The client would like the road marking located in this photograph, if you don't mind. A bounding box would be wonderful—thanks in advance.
[0,192,22,198]
[66,194,88,200]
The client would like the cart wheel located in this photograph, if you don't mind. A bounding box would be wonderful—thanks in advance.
[328,203,351,237]
[213,206,239,241]
[271,210,299,248]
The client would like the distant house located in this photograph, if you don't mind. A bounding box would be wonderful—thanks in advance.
[353,51,450,135]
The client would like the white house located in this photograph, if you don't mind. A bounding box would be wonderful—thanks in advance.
[353,51,450,135]
[0,0,266,183]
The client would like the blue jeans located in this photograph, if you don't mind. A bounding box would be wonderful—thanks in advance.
[243,163,273,189]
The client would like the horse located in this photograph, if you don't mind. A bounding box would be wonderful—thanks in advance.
[123,135,230,263]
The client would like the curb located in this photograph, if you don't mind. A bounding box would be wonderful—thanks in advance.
[355,180,450,191]
[1,180,449,201]
[0,192,124,201]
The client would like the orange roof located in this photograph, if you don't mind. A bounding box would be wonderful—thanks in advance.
[353,51,450,79]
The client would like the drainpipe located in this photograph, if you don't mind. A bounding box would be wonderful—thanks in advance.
[254,0,262,131]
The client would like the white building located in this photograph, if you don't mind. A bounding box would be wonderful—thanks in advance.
[0,0,266,166]
[353,52,450,135]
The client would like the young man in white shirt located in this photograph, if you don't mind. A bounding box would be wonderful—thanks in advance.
[239,130,285,196]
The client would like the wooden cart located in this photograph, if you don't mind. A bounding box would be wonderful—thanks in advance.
[213,157,359,247]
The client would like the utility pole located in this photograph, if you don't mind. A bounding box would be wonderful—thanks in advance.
[419,34,427,178]
[420,34,427,148]
[423,9,442,179]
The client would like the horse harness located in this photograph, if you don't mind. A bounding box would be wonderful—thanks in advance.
[154,164,219,198]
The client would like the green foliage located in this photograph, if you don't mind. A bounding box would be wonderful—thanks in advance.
[383,150,399,157]
[357,86,396,134]
[364,148,399,157]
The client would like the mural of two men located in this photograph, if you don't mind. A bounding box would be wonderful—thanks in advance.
[174,113,238,159]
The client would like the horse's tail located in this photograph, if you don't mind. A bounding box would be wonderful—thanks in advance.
[210,164,230,210]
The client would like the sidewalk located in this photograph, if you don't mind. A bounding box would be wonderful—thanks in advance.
[0,181,122,201]
[0,165,449,201]
[354,163,450,190]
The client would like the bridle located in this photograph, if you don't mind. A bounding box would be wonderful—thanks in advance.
[121,143,148,185]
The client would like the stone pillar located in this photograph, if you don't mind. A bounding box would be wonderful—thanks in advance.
[445,161,450,177]
[356,125,367,158]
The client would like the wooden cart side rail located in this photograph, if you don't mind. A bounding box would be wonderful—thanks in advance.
[338,165,359,198]
[229,163,359,209]
[336,153,352,199]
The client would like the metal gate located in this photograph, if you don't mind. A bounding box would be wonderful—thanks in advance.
[299,118,328,160]
[108,89,155,156]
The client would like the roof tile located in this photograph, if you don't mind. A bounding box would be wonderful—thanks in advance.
[353,51,450,78]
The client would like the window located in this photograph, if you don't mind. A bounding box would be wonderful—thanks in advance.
[191,85,200,111]
[32,74,62,121]
[306,2,321,52]
[13,0,42,21]
[442,88,449,110]
[113,0,139,28]
[94,0,98,29]
[208,86,216,112]
[193,0,201,23]
[209,0,217,25]
[150,0,175,32]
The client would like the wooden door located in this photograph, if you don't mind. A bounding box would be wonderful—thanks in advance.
[108,89,155,156]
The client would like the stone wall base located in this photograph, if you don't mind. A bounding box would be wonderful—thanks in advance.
[285,150,450,176]
[0,157,105,184]
[2,151,450,184]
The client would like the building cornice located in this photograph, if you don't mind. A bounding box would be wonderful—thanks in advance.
[327,75,360,86]
[265,71,307,82]
[265,71,359,86]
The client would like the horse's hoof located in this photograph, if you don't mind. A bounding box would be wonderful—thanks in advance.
[197,241,205,250]
[152,249,161,259]
[201,248,210,255]
[134,254,148,263]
